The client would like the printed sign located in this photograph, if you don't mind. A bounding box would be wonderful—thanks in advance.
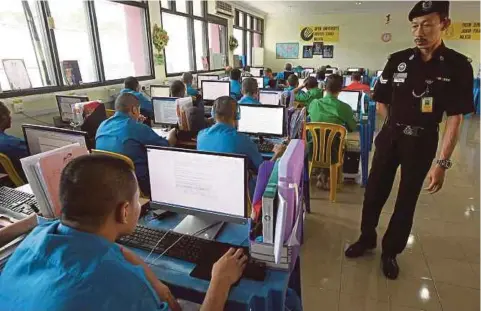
[443,22,480,40]
[300,25,340,42]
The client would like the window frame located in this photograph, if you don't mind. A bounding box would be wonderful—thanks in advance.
[161,1,229,77]
[0,0,155,99]
[233,9,263,67]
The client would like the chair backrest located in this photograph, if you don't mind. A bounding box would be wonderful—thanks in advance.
[0,153,25,187]
[305,122,347,167]
[106,109,115,118]
[91,149,134,170]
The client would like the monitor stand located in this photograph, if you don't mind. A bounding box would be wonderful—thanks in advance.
[173,215,224,240]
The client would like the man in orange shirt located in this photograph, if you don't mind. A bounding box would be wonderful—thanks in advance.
[343,73,371,94]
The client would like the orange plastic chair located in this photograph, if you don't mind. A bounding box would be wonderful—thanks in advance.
[305,122,347,202]
[106,109,115,118]
[0,153,26,187]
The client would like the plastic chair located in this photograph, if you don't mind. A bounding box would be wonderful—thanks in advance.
[305,123,347,202]
[0,153,26,187]
[106,109,115,118]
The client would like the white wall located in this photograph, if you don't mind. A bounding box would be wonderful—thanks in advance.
[263,2,480,74]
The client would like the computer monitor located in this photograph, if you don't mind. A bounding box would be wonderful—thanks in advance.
[259,90,283,106]
[338,90,362,112]
[376,70,383,77]
[344,75,353,86]
[55,95,89,122]
[147,146,248,231]
[237,104,285,137]
[150,85,170,98]
[152,97,178,126]
[242,76,263,89]
[201,80,230,102]
[197,74,219,89]
[250,67,264,77]
[22,124,89,155]
[303,67,315,74]
[325,68,336,75]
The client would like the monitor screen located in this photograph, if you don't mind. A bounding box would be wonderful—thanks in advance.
[304,68,314,74]
[376,70,383,77]
[23,125,88,155]
[259,91,282,106]
[250,67,264,77]
[197,75,219,88]
[202,81,230,101]
[56,95,89,122]
[338,91,360,111]
[325,69,335,74]
[237,105,284,136]
[151,85,170,98]
[242,76,263,89]
[344,76,352,86]
[152,97,178,125]
[148,147,247,221]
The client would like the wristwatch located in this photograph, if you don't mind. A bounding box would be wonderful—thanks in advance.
[436,159,453,170]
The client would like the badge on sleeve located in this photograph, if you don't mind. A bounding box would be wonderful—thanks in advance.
[421,97,434,113]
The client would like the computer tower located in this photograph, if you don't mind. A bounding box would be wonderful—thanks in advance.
[343,141,361,174]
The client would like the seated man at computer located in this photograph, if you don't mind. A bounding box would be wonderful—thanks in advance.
[343,72,370,93]
[229,68,242,100]
[274,62,293,81]
[170,80,208,132]
[197,96,286,197]
[120,76,153,118]
[96,93,176,195]
[292,76,324,109]
[0,154,248,311]
[263,68,275,88]
[181,72,199,97]
[308,74,357,189]
[0,101,28,181]
[238,78,262,105]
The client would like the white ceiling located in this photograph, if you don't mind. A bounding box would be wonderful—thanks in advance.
[235,1,480,17]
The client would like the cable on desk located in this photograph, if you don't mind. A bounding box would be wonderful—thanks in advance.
[144,229,171,263]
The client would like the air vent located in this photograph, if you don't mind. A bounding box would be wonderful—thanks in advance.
[215,1,234,17]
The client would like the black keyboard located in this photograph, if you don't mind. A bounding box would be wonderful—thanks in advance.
[256,141,274,153]
[9,198,38,216]
[118,225,266,282]
[0,187,34,208]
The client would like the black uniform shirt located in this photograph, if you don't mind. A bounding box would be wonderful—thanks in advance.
[373,42,474,127]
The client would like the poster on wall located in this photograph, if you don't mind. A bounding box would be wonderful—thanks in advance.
[2,59,32,90]
[61,60,83,86]
[443,21,480,40]
[302,46,313,58]
[322,45,334,59]
[312,42,324,55]
[299,25,340,42]
[276,43,299,59]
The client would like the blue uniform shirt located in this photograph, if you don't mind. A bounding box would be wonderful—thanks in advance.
[197,123,263,196]
[186,84,199,97]
[0,220,169,311]
[0,132,28,179]
[96,111,168,194]
[120,88,153,116]
[230,80,242,100]
[238,95,261,105]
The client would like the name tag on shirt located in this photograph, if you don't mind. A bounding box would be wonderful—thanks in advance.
[421,97,434,113]
[393,73,407,83]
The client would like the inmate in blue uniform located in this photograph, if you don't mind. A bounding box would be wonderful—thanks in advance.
[186,84,199,97]
[238,95,261,105]
[0,132,28,179]
[0,220,170,311]
[120,88,153,117]
[230,80,242,100]
[96,111,168,194]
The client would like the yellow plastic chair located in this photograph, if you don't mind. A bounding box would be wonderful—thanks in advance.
[305,122,347,202]
[106,109,115,118]
[0,153,26,187]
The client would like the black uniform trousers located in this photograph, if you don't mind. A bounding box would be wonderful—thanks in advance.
[359,124,439,255]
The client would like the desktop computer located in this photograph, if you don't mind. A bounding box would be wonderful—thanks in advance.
[237,104,285,153]
[201,80,230,103]
[22,124,89,155]
[259,90,283,106]
[55,95,89,123]
[249,67,264,77]
[338,90,362,113]
[150,85,170,98]
[242,76,263,89]
[152,97,178,137]
[197,74,219,89]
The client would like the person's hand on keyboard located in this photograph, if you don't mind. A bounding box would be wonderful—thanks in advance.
[211,248,248,287]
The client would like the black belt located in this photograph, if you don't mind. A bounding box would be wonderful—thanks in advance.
[387,123,439,137]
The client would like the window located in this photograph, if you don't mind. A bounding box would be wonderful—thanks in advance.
[233,10,264,66]
[161,0,170,9]
[95,1,151,80]
[0,1,54,91]
[0,0,153,98]
[161,1,228,76]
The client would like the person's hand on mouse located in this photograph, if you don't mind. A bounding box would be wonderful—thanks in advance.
[211,248,247,287]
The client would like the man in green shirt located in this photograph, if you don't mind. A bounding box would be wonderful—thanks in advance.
[308,74,357,189]
[293,76,323,109]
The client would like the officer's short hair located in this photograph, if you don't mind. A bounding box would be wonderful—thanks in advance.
[352,73,362,82]
[242,77,259,96]
[284,63,293,71]
[213,96,237,120]
[305,77,318,89]
[115,93,140,113]
[287,74,299,87]
[181,72,193,85]
[0,101,10,130]
[326,74,343,94]
[170,80,186,98]
[265,68,272,74]
[230,68,241,81]
[124,76,139,91]
[60,154,138,228]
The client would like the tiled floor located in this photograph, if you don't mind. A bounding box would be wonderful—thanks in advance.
[301,116,480,311]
